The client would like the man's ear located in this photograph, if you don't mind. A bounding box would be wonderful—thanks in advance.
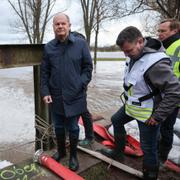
[138,37,144,45]
[173,29,178,34]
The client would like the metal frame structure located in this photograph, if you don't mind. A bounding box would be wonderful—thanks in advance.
[0,44,53,150]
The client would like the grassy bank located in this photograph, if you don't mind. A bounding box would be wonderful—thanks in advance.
[96,58,126,61]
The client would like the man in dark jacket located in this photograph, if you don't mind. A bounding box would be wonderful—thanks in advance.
[158,18,180,166]
[40,13,93,171]
[100,26,180,180]
[71,32,94,146]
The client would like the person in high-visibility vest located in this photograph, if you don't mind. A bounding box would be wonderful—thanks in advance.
[100,26,180,180]
[158,19,180,167]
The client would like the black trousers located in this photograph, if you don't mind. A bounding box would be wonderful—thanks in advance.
[159,107,179,162]
[81,110,94,140]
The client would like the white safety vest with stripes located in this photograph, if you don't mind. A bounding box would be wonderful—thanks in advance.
[124,52,169,122]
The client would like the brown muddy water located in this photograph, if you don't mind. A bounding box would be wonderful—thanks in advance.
[0,61,125,161]
[88,61,125,113]
[0,62,180,180]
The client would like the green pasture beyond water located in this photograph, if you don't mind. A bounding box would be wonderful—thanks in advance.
[96,58,126,61]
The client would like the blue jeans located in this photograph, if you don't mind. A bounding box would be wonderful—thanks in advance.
[51,111,80,139]
[111,106,160,167]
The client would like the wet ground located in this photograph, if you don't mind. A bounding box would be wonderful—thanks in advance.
[0,61,180,179]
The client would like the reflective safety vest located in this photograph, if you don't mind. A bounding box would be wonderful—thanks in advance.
[166,39,180,79]
[124,52,168,122]
[166,39,180,107]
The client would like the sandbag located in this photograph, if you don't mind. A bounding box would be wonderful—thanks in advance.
[78,124,85,140]
[173,134,180,146]
[168,145,180,165]
[174,118,180,138]
[108,121,140,141]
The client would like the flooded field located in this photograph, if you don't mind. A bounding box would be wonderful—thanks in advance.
[0,56,126,145]
[0,54,179,167]
[88,61,124,113]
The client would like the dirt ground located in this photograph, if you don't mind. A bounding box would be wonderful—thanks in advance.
[1,139,180,180]
[1,113,180,180]
[79,135,180,180]
[81,159,180,180]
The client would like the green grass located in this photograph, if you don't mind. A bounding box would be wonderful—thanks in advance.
[96,58,126,61]
[80,162,109,180]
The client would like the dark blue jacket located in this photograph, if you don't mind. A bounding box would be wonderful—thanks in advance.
[40,33,93,117]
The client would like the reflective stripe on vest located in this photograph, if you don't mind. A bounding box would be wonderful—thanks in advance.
[166,39,180,78]
[126,104,153,121]
[124,52,169,122]
[166,39,180,107]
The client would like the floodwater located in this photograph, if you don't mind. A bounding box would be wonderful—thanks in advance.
[0,60,126,165]
[0,56,179,165]
[88,61,125,113]
[0,60,126,145]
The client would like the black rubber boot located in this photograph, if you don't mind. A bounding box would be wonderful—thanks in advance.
[100,148,124,162]
[100,133,126,162]
[143,164,159,180]
[81,111,94,141]
[52,133,66,162]
[69,136,79,171]
[158,143,169,164]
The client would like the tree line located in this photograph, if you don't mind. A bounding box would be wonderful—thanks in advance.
[8,0,180,65]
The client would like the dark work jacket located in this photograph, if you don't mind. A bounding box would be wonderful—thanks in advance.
[133,37,180,122]
[161,33,180,49]
[40,33,93,117]
[127,37,180,122]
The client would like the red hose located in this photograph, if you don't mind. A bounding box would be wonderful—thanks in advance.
[34,150,84,180]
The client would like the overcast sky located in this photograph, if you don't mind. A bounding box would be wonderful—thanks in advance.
[0,0,143,46]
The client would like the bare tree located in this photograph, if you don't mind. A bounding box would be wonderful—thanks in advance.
[7,0,70,150]
[80,0,97,45]
[80,0,133,65]
[8,0,67,44]
[117,0,180,36]
[140,11,161,36]
[133,0,180,20]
